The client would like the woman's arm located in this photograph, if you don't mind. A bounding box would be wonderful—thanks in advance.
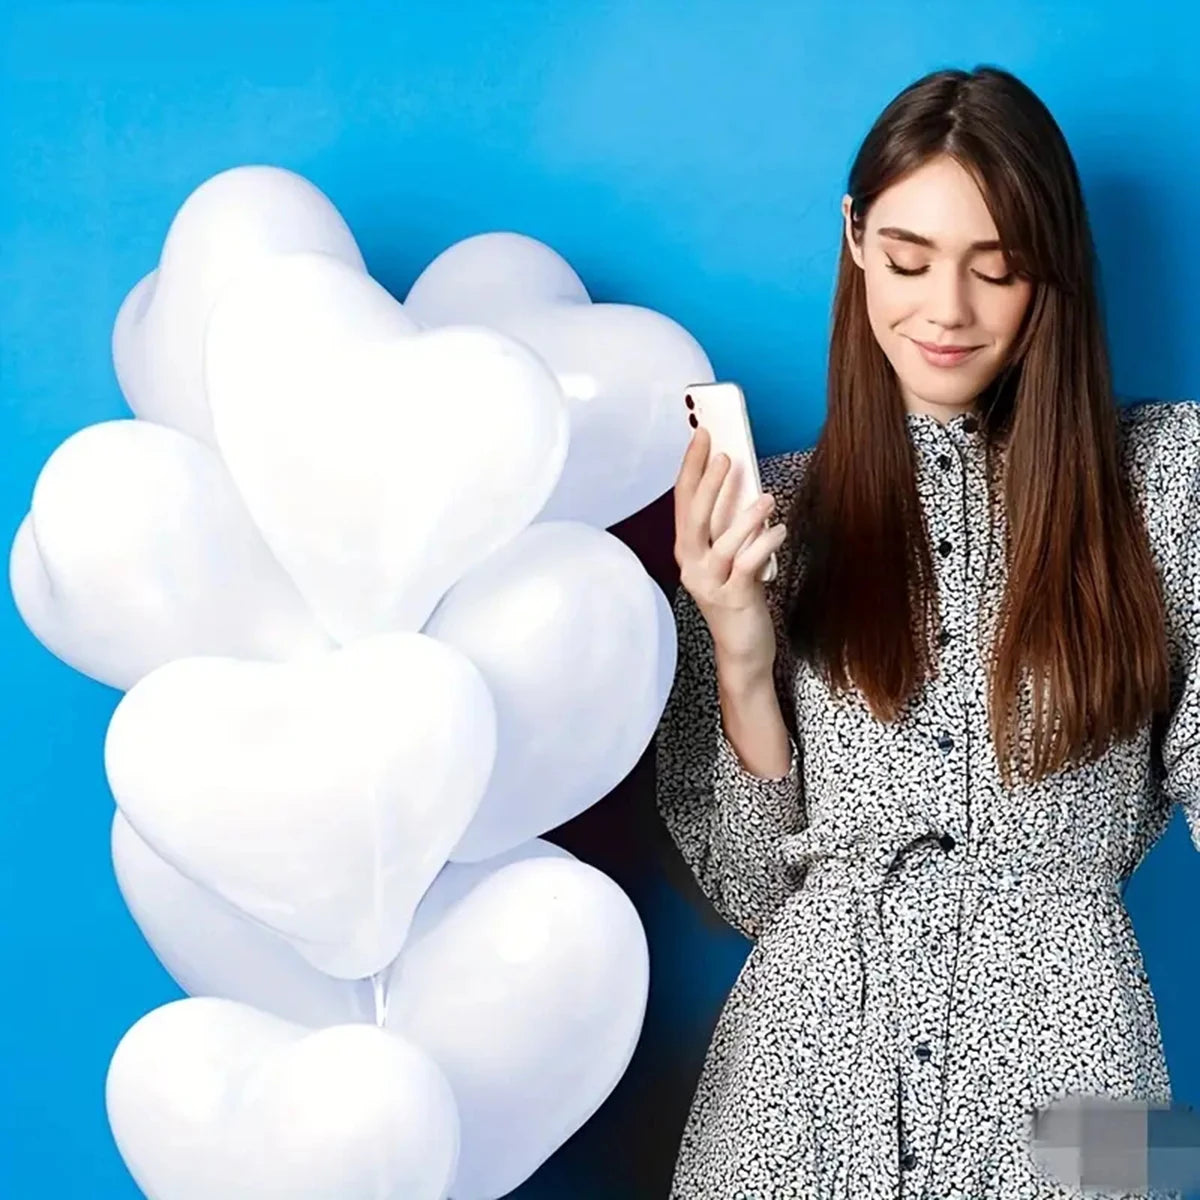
[1153,402,1200,842]
[654,450,809,941]
[716,655,795,781]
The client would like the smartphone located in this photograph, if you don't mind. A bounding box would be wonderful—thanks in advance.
[684,381,779,583]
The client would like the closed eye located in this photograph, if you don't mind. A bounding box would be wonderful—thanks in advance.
[884,258,1016,286]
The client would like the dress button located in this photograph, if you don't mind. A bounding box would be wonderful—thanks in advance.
[901,1150,918,1170]
[936,454,951,470]
[915,1041,932,1061]
[938,629,951,646]
[937,538,952,556]
[936,732,954,753]
[962,415,978,432]
[938,833,956,852]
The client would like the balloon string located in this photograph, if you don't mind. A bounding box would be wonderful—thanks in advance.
[371,969,389,1028]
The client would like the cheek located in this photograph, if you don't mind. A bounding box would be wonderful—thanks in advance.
[982,286,1033,348]
[862,265,915,330]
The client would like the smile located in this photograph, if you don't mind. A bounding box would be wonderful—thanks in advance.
[910,338,983,367]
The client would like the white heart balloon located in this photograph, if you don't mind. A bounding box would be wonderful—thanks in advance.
[112,811,372,1026]
[424,520,673,862]
[400,232,591,324]
[112,808,574,1028]
[204,250,570,642]
[106,996,459,1200]
[113,165,365,445]
[9,419,332,691]
[400,838,578,953]
[104,632,497,979]
[387,855,650,1200]
[404,231,711,529]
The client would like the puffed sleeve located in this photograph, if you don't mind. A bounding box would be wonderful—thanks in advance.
[654,449,810,941]
[1154,401,1200,847]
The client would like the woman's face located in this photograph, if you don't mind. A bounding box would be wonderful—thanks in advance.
[842,154,1034,423]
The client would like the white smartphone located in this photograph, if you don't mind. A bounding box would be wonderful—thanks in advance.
[684,381,779,583]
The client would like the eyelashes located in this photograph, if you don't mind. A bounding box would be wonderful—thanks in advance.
[884,258,1017,286]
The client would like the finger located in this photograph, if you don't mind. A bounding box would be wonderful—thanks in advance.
[673,427,711,537]
[681,445,732,556]
[710,492,776,567]
[685,448,732,542]
[730,521,788,582]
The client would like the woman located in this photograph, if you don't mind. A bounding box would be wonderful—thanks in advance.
[656,65,1200,1199]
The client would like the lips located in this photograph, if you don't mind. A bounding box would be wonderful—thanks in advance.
[910,338,982,367]
[919,342,973,351]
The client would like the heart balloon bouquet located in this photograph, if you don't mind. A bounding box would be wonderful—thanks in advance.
[10,164,711,1199]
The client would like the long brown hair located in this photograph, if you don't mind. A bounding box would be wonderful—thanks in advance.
[784,65,1170,788]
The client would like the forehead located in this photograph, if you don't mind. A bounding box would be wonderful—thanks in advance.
[865,155,1001,248]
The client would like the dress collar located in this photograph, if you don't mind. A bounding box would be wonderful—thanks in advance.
[904,408,987,457]
[904,409,980,434]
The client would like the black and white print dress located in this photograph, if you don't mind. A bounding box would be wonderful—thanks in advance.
[655,399,1200,1199]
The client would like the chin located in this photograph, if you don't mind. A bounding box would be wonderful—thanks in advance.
[915,381,986,407]
[894,378,978,411]
[908,363,997,402]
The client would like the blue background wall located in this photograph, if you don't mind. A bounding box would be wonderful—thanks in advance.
[2,1,1199,1196]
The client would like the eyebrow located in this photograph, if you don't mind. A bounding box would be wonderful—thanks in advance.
[876,226,1003,252]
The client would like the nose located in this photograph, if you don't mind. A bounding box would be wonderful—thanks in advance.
[925,264,972,331]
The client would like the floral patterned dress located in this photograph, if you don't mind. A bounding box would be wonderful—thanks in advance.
[655,399,1200,1199]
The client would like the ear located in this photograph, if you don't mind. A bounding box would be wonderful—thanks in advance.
[842,194,864,269]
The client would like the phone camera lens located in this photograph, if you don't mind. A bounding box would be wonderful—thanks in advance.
[687,413,698,428]
[684,394,694,408]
